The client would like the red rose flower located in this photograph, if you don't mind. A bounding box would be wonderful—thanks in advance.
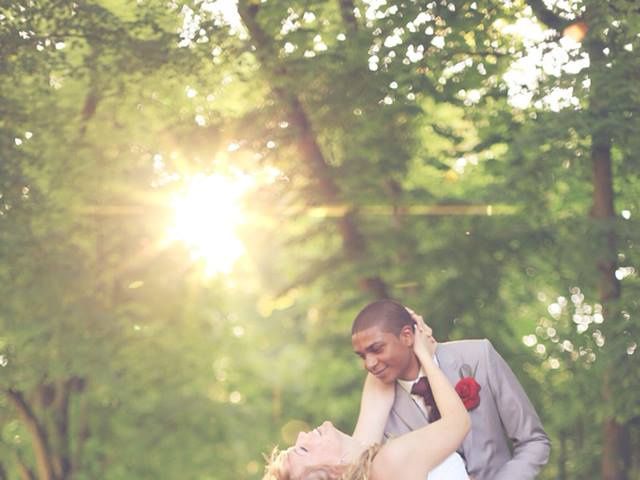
[455,377,481,410]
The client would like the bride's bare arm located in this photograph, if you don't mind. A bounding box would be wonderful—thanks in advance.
[352,373,395,445]
[371,315,470,480]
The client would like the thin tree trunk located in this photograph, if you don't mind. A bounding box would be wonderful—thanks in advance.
[590,132,619,301]
[590,138,624,480]
[51,380,72,480]
[78,49,100,136]
[587,24,628,480]
[6,389,56,480]
[16,464,36,480]
[13,452,36,480]
[71,377,89,476]
[602,418,630,480]
[337,0,358,32]
[557,431,566,480]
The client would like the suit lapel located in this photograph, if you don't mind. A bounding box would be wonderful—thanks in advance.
[436,343,475,459]
[390,382,429,433]
[391,345,461,433]
[387,344,471,453]
[436,343,461,386]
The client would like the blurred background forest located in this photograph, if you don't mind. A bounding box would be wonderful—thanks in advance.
[1,0,639,479]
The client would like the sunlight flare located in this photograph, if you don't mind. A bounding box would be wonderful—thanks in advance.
[167,173,253,275]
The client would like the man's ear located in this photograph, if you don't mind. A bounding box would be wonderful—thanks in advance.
[399,324,415,346]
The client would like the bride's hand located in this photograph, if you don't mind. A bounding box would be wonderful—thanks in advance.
[409,309,437,359]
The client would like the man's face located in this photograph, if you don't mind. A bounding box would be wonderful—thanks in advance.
[351,324,419,383]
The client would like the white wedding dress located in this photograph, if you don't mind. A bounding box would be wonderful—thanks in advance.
[427,452,469,480]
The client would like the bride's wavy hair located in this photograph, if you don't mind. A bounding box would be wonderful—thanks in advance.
[263,445,381,480]
[262,447,292,480]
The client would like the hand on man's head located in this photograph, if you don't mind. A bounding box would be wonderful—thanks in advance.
[405,306,438,356]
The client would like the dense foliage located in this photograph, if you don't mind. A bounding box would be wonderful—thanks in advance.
[1,1,639,479]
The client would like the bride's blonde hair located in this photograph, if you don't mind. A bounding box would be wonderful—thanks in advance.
[262,447,291,480]
[262,444,381,480]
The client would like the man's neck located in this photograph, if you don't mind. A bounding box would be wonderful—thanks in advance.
[397,361,421,382]
[397,354,440,382]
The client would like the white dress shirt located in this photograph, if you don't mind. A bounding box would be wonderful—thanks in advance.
[397,366,469,480]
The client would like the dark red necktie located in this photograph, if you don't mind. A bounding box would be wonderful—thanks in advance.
[411,376,441,422]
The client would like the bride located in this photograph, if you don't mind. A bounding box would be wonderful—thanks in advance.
[263,315,470,480]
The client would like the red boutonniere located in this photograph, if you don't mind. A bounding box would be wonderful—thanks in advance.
[455,363,481,411]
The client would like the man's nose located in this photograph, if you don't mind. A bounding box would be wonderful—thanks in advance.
[364,354,377,370]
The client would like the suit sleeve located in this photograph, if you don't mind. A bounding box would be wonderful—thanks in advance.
[483,339,551,480]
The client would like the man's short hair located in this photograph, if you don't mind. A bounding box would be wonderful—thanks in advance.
[351,299,414,336]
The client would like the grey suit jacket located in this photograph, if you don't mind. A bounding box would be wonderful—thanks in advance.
[383,339,550,480]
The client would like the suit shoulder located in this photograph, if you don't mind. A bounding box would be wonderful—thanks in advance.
[440,338,497,359]
[441,338,492,350]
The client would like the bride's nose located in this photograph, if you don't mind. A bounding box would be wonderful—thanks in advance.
[295,430,309,445]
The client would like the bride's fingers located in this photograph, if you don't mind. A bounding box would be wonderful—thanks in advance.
[414,319,433,340]
[415,315,430,333]
[406,306,427,325]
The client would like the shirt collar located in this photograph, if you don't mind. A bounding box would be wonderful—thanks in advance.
[396,355,440,393]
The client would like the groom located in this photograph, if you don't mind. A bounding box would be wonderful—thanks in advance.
[351,299,550,480]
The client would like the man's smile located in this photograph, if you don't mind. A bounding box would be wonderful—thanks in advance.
[371,366,388,377]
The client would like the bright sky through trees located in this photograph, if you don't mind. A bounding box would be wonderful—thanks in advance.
[181,1,588,112]
[167,173,252,275]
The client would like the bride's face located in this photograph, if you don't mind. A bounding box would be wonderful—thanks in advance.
[286,421,352,478]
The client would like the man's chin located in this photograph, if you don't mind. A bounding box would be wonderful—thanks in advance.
[373,370,395,384]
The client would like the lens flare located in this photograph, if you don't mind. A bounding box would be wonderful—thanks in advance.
[167,173,252,275]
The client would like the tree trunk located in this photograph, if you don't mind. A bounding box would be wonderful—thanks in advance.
[337,0,358,32]
[6,389,55,480]
[237,0,388,299]
[558,431,566,480]
[591,132,628,480]
[13,452,36,480]
[71,378,89,476]
[51,380,72,480]
[586,23,627,479]
[590,134,620,301]
[602,417,630,480]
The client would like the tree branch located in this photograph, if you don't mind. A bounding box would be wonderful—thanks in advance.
[526,0,574,32]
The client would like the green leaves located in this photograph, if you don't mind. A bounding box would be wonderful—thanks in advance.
[1,0,639,478]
